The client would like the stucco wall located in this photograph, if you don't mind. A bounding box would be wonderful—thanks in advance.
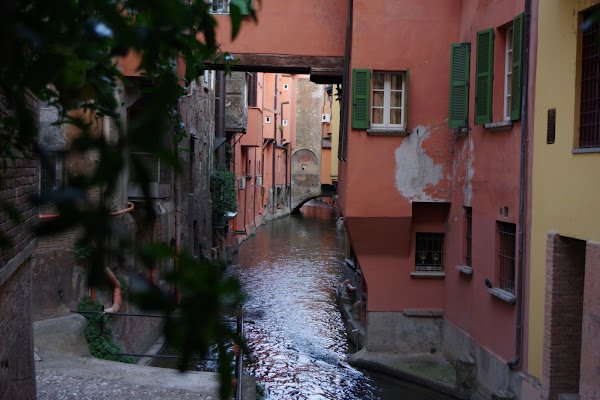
[529,0,600,380]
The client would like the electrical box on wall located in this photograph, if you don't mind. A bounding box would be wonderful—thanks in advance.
[238,176,246,190]
[322,114,331,123]
[256,175,262,187]
[283,84,289,90]
[282,120,288,126]
[265,116,271,124]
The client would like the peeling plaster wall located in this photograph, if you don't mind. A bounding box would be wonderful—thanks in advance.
[394,126,444,202]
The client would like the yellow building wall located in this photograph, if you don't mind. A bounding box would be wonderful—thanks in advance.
[330,95,340,182]
[529,0,600,379]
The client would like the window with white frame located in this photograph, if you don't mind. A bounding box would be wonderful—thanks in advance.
[372,71,405,128]
[504,27,513,121]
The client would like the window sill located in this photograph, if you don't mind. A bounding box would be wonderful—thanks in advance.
[455,265,473,276]
[484,120,513,132]
[487,288,516,304]
[366,128,410,136]
[572,147,600,154]
[452,128,470,136]
[403,309,443,317]
[410,271,445,279]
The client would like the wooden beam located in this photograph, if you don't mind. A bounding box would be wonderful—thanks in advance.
[204,53,344,82]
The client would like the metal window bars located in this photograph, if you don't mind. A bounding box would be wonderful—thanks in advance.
[580,12,600,148]
[415,232,444,272]
[498,222,516,293]
[465,207,472,267]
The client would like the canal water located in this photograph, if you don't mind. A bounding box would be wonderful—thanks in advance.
[232,201,454,400]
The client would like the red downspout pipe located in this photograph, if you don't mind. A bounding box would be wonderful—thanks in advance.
[104,266,122,313]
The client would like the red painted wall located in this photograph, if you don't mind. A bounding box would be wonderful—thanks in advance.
[339,0,527,364]
[213,0,347,58]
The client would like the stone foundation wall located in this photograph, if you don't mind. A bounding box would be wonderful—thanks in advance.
[365,311,442,354]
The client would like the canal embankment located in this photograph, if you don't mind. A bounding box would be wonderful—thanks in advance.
[336,284,466,399]
[33,314,222,399]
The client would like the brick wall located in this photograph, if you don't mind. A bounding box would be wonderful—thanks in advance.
[0,258,36,400]
[0,91,39,399]
[579,240,600,400]
[543,232,586,400]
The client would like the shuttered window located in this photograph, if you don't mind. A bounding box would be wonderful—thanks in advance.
[247,72,258,107]
[449,43,471,129]
[511,13,524,121]
[475,29,494,125]
[352,69,371,129]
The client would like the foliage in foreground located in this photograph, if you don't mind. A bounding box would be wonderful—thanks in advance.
[0,1,256,398]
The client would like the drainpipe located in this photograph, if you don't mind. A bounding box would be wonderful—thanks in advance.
[272,74,278,215]
[508,0,531,369]
[104,266,122,313]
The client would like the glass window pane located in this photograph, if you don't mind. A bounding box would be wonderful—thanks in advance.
[390,108,402,125]
[373,91,384,107]
[373,73,385,90]
[391,74,403,90]
[506,74,512,96]
[372,108,384,124]
[390,91,403,107]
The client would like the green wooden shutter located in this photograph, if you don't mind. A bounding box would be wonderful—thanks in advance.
[449,43,471,129]
[474,29,494,125]
[511,13,524,121]
[405,69,409,130]
[352,69,370,129]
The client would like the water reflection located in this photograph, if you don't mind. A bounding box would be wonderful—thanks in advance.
[233,202,451,400]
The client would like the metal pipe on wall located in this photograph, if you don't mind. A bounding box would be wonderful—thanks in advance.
[508,0,531,369]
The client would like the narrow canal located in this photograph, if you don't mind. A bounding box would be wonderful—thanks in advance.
[232,201,454,400]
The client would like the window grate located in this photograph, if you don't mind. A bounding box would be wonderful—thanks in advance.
[498,222,516,293]
[579,13,600,148]
[465,207,472,267]
[415,233,444,271]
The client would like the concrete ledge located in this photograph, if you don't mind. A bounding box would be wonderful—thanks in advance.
[572,147,600,154]
[487,288,516,304]
[403,309,444,317]
[410,271,446,279]
[366,128,410,136]
[455,265,473,276]
[347,349,463,399]
[484,121,513,131]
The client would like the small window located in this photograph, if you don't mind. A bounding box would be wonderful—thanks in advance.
[415,233,444,272]
[504,27,513,121]
[265,116,271,124]
[464,207,472,267]
[497,221,516,293]
[283,83,289,90]
[282,120,288,126]
[209,0,252,15]
[579,9,600,148]
[372,71,405,128]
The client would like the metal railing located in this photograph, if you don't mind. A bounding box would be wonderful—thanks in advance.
[72,305,246,399]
